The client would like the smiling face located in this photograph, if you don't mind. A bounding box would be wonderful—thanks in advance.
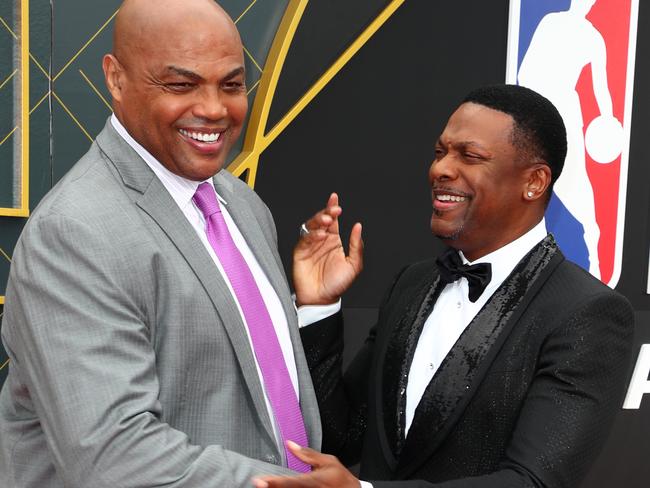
[429,102,541,260]
[103,0,247,181]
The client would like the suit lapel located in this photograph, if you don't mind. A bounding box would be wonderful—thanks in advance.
[395,236,563,478]
[377,266,444,466]
[95,121,280,453]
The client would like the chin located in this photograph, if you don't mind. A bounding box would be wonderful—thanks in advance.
[431,223,464,242]
[184,162,226,181]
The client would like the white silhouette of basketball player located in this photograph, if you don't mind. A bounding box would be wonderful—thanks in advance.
[518,0,623,280]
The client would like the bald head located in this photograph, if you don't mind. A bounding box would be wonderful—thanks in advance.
[113,0,239,65]
[103,0,248,180]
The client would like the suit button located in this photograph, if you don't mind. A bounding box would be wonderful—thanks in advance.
[264,454,277,464]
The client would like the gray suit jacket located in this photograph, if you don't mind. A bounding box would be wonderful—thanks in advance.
[0,119,321,487]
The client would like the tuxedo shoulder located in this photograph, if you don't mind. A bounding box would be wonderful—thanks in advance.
[537,259,634,332]
[552,258,630,303]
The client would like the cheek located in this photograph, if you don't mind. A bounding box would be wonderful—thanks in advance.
[151,97,193,127]
[229,97,248,126]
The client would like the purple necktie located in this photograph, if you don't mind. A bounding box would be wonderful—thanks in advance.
[193,182,310,472]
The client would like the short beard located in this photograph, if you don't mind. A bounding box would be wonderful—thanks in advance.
[434,222,464,241]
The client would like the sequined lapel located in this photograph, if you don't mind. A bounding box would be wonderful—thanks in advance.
[379,267,445,461]
[395,236,562,478]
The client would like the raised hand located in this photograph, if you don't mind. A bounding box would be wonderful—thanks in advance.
[292,193,363,306]
[252,441,361,488]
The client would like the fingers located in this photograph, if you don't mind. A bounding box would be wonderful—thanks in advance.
[300,193,342,242]
[286,440,324,467]
[251,442,331,488]
[325,193,341,235]
[327,192,339,209]
[252,475,311,488]
[252,472,315,488]
[252,443,357,488]
[347,223,364,274]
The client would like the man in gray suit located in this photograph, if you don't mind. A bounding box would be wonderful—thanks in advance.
[0,0,322,486]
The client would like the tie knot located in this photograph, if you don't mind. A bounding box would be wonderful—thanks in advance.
[193,182,221,218]
[435,248,492,302]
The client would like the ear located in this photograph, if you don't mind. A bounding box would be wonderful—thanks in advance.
[524,163,552,201]
[103,54,124,103]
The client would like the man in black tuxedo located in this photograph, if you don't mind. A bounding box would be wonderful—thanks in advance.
[254,84,635,488]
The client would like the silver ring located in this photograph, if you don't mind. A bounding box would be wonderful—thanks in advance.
[299,223,310,237]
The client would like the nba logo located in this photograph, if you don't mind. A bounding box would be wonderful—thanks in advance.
[506,0,639,287]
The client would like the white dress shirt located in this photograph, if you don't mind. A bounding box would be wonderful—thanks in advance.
[404,220,547,435]
[111,115,300,445]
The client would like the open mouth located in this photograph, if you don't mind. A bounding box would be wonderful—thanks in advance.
[432,189,470,212]
[435,194,467,203]
[178,128,223,144]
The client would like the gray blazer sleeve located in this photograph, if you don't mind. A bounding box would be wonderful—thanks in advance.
[3,211,293,487]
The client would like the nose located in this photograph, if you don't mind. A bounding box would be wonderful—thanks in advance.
[429,152,457,183]
[193,86,228,121]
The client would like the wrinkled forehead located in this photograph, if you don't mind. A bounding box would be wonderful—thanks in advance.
[441,103,514,145]
[123,19,243,75]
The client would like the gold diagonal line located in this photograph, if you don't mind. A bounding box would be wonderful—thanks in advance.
[79,69,112,110]
[0,69,18,90]
[0,15,18,39]
[0,359,9,372]
[53,9,119,82]
[30,53,51,80]
[30,91,50,115]
[243,45,263,73]
[263,0,405,149]
[52,92,94,142]
[247,78,261,95]
[0,247,11,263]
[228,0,405,187]
[234,0,258,24]
[228,0,306,185]
[0,127,17,147]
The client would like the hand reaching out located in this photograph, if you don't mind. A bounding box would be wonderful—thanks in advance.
[292,193,363,306]
[252,441,361,488]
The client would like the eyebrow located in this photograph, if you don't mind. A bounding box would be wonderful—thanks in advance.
[440,139,486,150]
[166,66,204,81]
[165,65,245,81]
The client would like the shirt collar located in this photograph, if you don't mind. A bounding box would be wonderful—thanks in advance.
[110,114,228,209]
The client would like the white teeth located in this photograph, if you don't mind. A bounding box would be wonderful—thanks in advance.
[437,194,466,202]
[179,129,221,143]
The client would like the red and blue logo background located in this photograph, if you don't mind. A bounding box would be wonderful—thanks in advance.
[508,0,637,286]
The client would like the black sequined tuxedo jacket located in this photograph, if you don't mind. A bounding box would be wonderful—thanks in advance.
[300,236,634,488]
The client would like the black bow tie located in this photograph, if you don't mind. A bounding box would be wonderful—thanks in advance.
[435,248,492,303]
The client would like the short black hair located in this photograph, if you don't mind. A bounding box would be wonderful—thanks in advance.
[461,84,567,188]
